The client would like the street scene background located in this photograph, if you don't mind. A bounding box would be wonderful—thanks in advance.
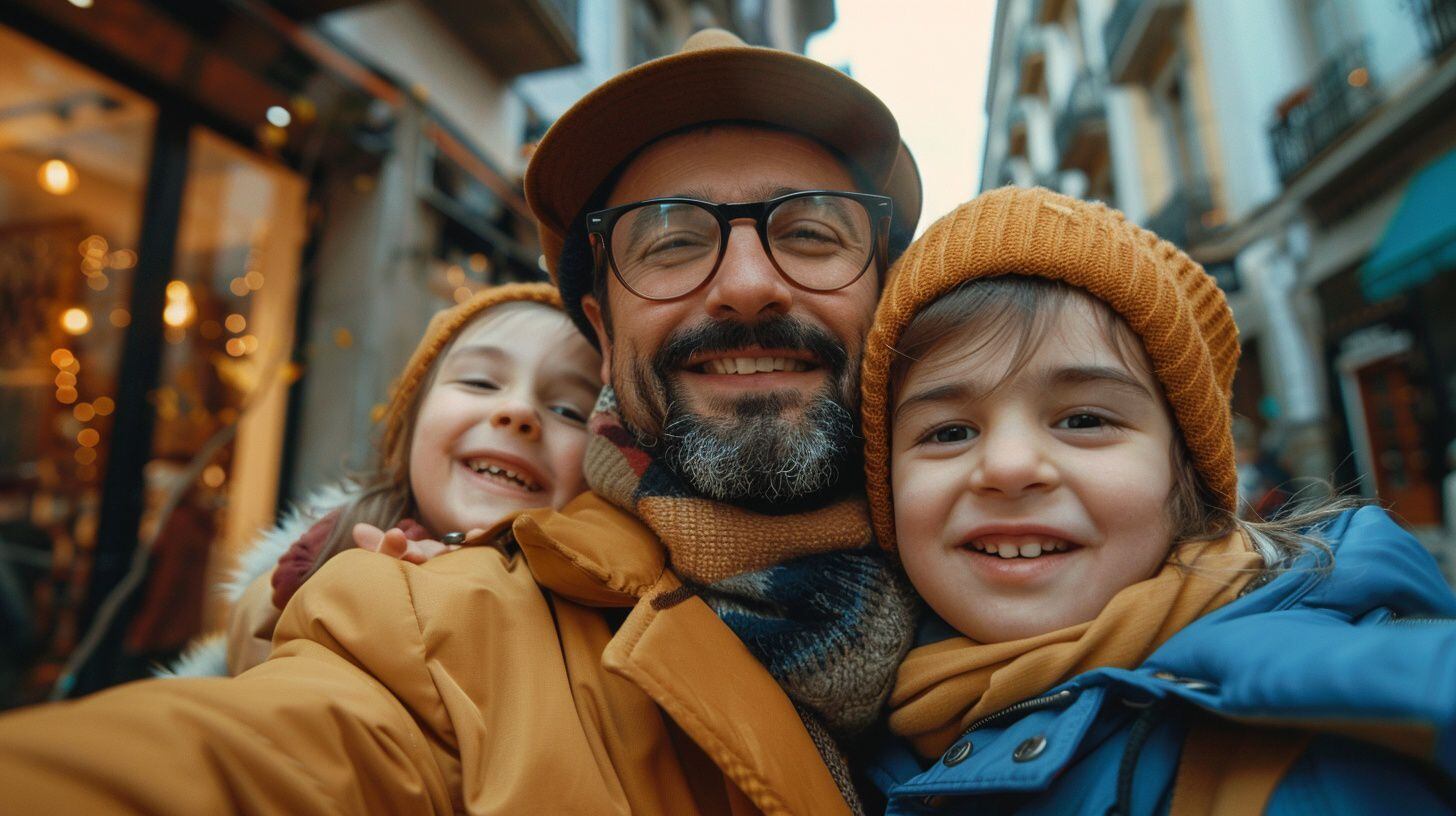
[1,0,1454,707]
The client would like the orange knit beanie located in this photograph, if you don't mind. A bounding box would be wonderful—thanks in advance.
[380,282,563,465]
[861,187,1240,550]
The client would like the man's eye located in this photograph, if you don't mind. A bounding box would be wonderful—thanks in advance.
[930,424,973,444]
[1057,413,1105,430]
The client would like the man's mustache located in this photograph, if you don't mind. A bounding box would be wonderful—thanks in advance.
[653,316,850,375]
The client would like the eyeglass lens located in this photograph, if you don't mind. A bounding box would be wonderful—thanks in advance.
[608,194,874,299]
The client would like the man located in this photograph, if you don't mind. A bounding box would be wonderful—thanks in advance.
[0,30,922,815]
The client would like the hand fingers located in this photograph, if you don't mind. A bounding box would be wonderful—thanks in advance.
[379,529,410,559]
[352,523,386,551]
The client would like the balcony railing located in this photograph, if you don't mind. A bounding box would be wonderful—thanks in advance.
[1055,71,1107,164]
[1411,0,1456,56]
[1144,178,1215,249]
[1268,41,1380,183]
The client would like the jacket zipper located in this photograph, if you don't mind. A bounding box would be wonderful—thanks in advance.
[958,688,1078,738]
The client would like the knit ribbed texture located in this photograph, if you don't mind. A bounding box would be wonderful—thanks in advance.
[380,283,562,467]
[861,187,1240,550]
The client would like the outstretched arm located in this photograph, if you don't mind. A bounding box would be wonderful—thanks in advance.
[0,552,460,814]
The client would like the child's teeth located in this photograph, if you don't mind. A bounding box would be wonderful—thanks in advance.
[972,537,1070,558]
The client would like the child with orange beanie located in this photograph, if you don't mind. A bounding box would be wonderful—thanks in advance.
[180,282,602,675]
[859,188,1456,813]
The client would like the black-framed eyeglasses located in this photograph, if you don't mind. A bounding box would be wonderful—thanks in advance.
[585,190,893,301]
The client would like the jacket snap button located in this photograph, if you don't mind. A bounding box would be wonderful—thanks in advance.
[942,740,973,766]
[1012,735,1048,762]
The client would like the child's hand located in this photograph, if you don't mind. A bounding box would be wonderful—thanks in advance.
[351,523,481,564]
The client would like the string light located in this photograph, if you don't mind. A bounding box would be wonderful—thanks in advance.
[266,106,292,128]
[77,429,100,448]
[38,158,79,195]
[51,349,75,368]
[73,403,96,422]
[60,307,91,335]
[225,313,247,333]
[202,465,227,488]
[93,396,114,415]
[162,280,196,328]
[110,308,131,327]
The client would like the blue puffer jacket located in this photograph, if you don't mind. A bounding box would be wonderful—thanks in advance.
[870,508,1456,814]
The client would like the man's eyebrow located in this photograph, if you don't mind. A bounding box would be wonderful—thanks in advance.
[674,185,807,202]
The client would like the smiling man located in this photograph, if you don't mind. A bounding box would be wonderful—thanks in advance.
[583,125,879,504]
[0,30,923,816]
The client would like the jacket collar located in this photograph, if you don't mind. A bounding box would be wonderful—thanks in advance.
[512,491,852,815]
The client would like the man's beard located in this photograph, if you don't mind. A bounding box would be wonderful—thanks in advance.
[615,315,861,505]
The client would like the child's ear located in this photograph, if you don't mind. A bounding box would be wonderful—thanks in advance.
[580,295,613,384]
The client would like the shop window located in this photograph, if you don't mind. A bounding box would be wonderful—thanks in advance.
[125,129,305,670]
[0,25,156,706]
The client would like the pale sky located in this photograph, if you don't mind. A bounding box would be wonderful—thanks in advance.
[807,0,997,236]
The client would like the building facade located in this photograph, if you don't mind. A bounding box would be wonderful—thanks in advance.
[0,0,831,701]
[980,0,1456,578]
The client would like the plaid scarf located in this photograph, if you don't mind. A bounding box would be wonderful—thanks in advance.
[585,388,919,813]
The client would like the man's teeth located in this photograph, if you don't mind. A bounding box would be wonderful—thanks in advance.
[967,538,1073,559]
[702,357,811,375]
[464,458,540,491]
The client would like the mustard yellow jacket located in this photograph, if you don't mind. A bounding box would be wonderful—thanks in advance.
[0,493,849,815]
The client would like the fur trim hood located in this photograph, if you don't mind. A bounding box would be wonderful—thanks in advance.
[155,483,357,678]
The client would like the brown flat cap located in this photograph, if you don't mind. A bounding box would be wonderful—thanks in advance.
[524,28,922,334]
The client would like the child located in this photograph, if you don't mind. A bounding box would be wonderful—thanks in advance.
[211,282,602,674]
[858,188,1456,814]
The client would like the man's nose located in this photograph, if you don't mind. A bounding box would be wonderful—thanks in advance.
[488,400,542,442]
[968,425,1057,499]
[702,221,794,321]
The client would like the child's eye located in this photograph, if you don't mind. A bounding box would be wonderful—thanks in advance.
[551,405,588,424]
[460,378,500,391]
[1056,412,1107,430]
[928,424,975,444]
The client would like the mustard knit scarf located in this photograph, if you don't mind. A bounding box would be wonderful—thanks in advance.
[888,532,1261,759]
[584,387,920,813]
